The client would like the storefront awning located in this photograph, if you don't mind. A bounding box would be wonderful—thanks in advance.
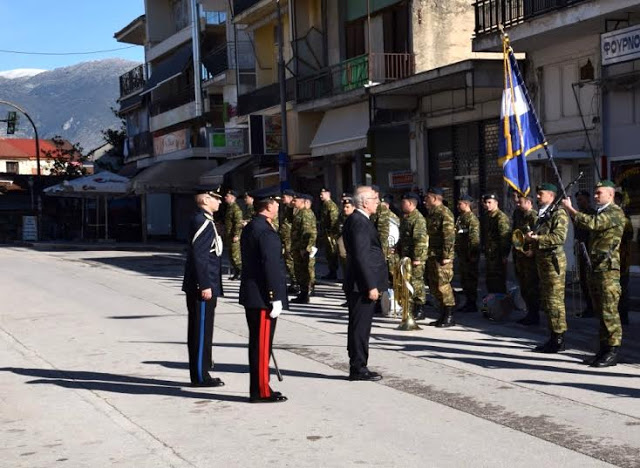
[140,43,192,96]
[309,101,369,157]
[199,155,253,186]
[131,159,219,194]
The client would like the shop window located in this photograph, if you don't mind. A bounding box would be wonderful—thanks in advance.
[5,162,18,174]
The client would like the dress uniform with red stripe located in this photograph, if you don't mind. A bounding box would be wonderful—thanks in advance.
[182,186,225,387]
[239,192,288,403]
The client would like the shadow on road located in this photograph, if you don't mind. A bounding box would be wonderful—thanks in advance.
[1,367,247,403]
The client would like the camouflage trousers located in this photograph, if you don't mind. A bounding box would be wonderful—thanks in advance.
[409,262,426,306]
[426,257,455,307]
[589,270,622,346]
[322,235,339,274]
[485,255,507,294]
[457,256,478,302]
[226,240,242,272]
[536,252,567,334]
[281,236,296,283]
[293,250,315,294]
[514,255,539,315]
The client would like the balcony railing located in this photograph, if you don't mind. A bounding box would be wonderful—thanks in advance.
[474,0,589,36]
[149,87,195,116]
[125,131,153,161]
[233,0,261,17]
[297,53,415,103]
[237,78,295,116]
[119,64,145,97]
[202,41,255,81]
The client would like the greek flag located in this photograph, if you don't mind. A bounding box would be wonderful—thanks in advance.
[498,37,546,196]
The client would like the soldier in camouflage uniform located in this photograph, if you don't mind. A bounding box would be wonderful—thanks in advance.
[424,187,456,327]
[319,188,340,280]
[563,180,625,367]
[291,194,317,304]
[526,183,568,353]
[512,194,540,326]
[398,192,428,319]
[455,195,480,313]
[481,193,511,294]
[224,189,244,280]
[279,189,297,293]
[371,190,392,260]
[615,191,633,326]
[242,192,255,226]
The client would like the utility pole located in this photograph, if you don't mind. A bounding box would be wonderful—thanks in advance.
[276,0,290,189]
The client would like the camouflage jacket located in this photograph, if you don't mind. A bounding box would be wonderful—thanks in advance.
[243,203,255,221]
[320,199,340,238]
[512,208,538,258]
[398,209,428,262]
[374,203,391,253]
[279,205,295,237]
[573,203,625,272]
[535,207,568,256]
[455,211,480,260]
[483,209,511,259]
[291,207,317,253]
[224,202,243,240]
[426,204,455,260]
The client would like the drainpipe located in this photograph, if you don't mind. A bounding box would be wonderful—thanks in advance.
[191,0,203,117]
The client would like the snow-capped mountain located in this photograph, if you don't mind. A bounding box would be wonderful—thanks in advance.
[0,59,140,152]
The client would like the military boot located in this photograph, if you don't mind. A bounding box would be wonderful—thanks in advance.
[590,346,619,368]
[287,284,300,295]
[291,291,310,304]
[413,304,425,321]
[435,307,456,328]
[533,333,565,353]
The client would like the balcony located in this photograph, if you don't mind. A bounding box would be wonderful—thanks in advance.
[474,0,590,36]
[149,87,195,117]
[124,131,153,162]
[297,53,415,103]
[119,64,145,98]
[237,78,295,116]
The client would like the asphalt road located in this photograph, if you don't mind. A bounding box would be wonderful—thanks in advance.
[1,247,638,467]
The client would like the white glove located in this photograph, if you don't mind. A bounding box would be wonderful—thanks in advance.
[309,246,318,259]
[270,300,283,319]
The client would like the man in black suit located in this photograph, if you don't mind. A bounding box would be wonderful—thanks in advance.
[182,186,225,387]
[342,185,389,381]
[239,189,289,403]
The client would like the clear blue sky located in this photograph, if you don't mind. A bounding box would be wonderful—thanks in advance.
[0,0,145,71]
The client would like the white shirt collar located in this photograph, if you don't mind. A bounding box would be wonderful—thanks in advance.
[538,204,551,217]
[596,202,611,214]
[356,208,370,219]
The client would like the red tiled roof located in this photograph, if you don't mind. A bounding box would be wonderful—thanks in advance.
[0,138,76,160]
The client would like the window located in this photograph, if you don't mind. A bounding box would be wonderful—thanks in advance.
[5,162,18,174]
[345,19,366,59]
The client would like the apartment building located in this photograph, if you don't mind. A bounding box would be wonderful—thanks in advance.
[473,0,640,266]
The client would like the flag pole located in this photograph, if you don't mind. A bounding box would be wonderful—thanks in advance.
[500,28,568,200]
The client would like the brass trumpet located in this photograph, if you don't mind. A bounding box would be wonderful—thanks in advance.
[512,229,526,254]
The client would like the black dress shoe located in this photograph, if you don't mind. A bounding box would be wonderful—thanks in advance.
[590,346,619,368]
[250,394,288,403]
[349,370,382,381]
[517,315,540,326]
[190,377,225,388]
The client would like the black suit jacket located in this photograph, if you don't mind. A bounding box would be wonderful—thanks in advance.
[239,214,289,309]
[182,209,223,296]
[342,210,389,295]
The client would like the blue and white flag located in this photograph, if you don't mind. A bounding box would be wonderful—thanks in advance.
[498,37,546,196]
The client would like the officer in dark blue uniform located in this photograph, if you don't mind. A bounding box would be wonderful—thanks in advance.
[182,185,225,387]
[239,189,288,403]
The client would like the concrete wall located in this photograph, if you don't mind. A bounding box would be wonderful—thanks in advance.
[0,159,54,175]
[411,0,475,73]
[253,13,292,88]
[326,0,341,66]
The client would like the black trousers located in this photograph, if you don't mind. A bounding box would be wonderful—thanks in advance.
[186,293,217,384]
[245,308,277,399]
[347,292,376,373]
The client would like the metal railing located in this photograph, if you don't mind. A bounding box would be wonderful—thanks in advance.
[237,78,295,116]
[297,53,415,103]
[149,87,195,116]
[233,0,261,17]
[474,0,589,36]
[202,41,255,81]
[202,44,229,80]
[119,64,145,98]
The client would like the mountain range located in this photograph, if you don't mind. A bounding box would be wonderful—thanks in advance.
[0,59,140,152]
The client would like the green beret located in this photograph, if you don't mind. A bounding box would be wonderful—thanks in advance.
[596,179,615,188]
[536,183,557,194]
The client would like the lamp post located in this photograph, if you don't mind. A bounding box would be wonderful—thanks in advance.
[276,0,290,189]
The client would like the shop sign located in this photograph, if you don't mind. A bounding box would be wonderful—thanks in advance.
[602,24,640,66]
[153,129,189,156]
[264,115,283,154]
[389,170,414,189]
[22,215,38,241]
[208,128,246,154]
